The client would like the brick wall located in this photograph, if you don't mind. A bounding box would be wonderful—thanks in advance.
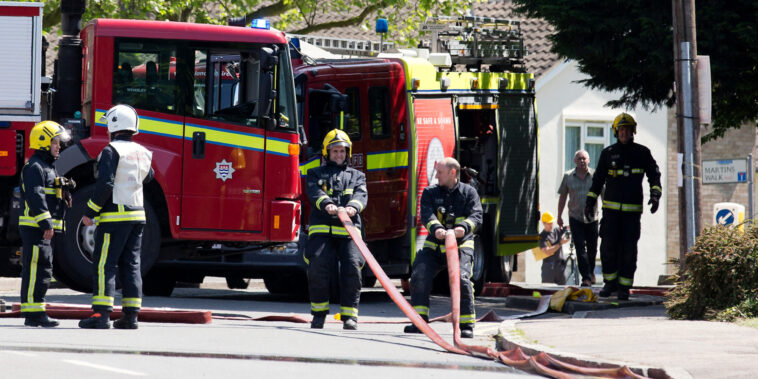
[666,108,757,274]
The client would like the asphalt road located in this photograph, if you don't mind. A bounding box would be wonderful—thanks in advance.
[0,279,536,378]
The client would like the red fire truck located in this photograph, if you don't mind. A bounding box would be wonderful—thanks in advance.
[0,1,302,294]
[251,16,540,296]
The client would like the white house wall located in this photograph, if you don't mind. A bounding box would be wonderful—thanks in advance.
[529,61,668,286]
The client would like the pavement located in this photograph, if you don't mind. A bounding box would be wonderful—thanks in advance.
[496,283,758,379]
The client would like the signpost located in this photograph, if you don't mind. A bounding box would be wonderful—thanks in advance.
[702,159,748,184]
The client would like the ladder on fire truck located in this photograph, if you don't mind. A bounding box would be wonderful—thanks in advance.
[420,15,527,72]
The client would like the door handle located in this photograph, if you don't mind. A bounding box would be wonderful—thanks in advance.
[192,131,205,159]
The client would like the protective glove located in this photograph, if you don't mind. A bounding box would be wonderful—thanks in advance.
[649,188,662,214]
[584,196,597,220]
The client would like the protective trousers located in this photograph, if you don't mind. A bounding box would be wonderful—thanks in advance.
[306,235,365,320]
[19,227,54,316]
[410,247,476,326]
[569,217,599,283]
[599,211,641,289]
[90,222,143,314]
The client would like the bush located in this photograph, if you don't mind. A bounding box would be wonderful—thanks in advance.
[665,223,758,321]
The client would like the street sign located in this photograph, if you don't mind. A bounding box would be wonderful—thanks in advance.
[702,159,748,184]
[715,208,735,226]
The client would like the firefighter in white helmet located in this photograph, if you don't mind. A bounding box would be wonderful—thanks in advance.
[305,129,367,330]
[18,121,72,327]
[79,104,154,329]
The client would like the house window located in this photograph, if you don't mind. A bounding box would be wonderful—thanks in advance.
[564,121,617,171]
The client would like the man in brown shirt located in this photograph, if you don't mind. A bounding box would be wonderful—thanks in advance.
[557,150,599,287]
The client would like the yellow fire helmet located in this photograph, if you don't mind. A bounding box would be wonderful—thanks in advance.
[612,112,637,137]
[29,120,71,151]
[321,129,352,159]
[541,211,555,224]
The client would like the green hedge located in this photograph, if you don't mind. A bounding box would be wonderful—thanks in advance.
[665,224,758,321]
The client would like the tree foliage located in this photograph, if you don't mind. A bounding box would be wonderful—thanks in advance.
[513,0,758,141]
[35,0,468,47]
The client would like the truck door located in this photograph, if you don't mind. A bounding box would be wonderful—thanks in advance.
[179,49,266,232]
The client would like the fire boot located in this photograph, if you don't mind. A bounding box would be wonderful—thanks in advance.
[114,311,139,330]
[79,313,111,329]
[311,314,326,329]
[460,324,474,339]
[617,286,630,301]
[24,313,59,328]
[598,280,618,297]
[403,315,428,334]
[343,317,358,330]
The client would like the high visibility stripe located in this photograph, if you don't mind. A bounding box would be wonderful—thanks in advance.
[87,199,102,212]
[331,226,349,236]
[93,295,114,306]
[426,219,442,231]
[413,305,429,316]
[51,219,63,230]
[340,306,358,317]
[265,136,292,157]
[621,204,642,212]
[19,216,61,229]
[652,185,662,192]
[185,123,265,152]
[618,276,633,286]
[33,211,51,222]
[603,272,618,281]
[97,211,146,222]
[424,239,474,253]
[460,240,475,250]
[43,187,56,195]
[631,168,644,174]
[602,201,621,210]
[311,302,329,312]
[343,188,354,195]
[587,192,598,199]
[455,217,465,223]
[27,245,39,305]
[366,150,408,171]
[463,218,476,230]
[315,195,330,210]
[460,314,476,324]
[122,297,142,308]
[347,200,364,212]
[300,157,321,177]
[97,233,110,299]
[20,303,45,313]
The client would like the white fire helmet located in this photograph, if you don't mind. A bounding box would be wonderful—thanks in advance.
[100,104,139,135]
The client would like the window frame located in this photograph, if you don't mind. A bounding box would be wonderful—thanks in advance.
[368,86,391,139]
[563,120,617,171]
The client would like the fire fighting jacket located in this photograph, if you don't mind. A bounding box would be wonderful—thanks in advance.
[587,141,661,212]
[306,160,367,237]
[420,181,482,252]
[19,150,65,231]
[84,134,154,224]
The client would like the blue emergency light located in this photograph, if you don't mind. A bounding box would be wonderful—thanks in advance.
[250,19,271,30]
[375,18,388,34]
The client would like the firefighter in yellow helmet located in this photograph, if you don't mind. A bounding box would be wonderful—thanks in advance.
[19,121,72,327]
[585,113,661,300]
[305,129,367,330]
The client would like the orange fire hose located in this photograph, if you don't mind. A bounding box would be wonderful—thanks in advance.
[338,209,651,379]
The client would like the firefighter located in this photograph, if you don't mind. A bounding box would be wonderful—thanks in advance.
[585,113,661,301]
[404,157,482,338]
[305,129,367,330]
[79,104,153,329]
[18,121,72,327]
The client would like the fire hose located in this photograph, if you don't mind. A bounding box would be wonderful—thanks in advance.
[336,209,650,379]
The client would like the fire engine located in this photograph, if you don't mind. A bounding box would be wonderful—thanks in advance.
[0,1,302,294]
[249,15,540,295]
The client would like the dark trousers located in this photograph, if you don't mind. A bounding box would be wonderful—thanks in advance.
[599,211,641,288]
[410,246,476,326]
[569,217,599,283]
[306,235,365,319]
[541,253,567,285]
[90,223,144,314]
[19,227,55,316]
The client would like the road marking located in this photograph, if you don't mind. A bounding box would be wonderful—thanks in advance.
[62,360,147,376]
[474,324,501,335]
[1,350,37,357]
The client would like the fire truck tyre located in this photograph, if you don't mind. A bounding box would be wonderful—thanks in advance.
[56,184,161,293]
[263,272,308,299]
[226,276,250,289]
[488,254,514,284]
[362,275,377,288]
[143,267,177,297]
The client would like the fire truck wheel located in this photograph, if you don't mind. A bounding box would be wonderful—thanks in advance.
[263,272,308,299]
[488,255,514,284]
[362,275,377,288]
[143,267,177,296]
[55,184,161,293]
[226,276,250,289]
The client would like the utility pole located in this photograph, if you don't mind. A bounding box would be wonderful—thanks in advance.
[672,0,702,269]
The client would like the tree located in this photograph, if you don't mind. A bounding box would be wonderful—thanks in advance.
[513,0,758,141]
[38,0,468,47]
